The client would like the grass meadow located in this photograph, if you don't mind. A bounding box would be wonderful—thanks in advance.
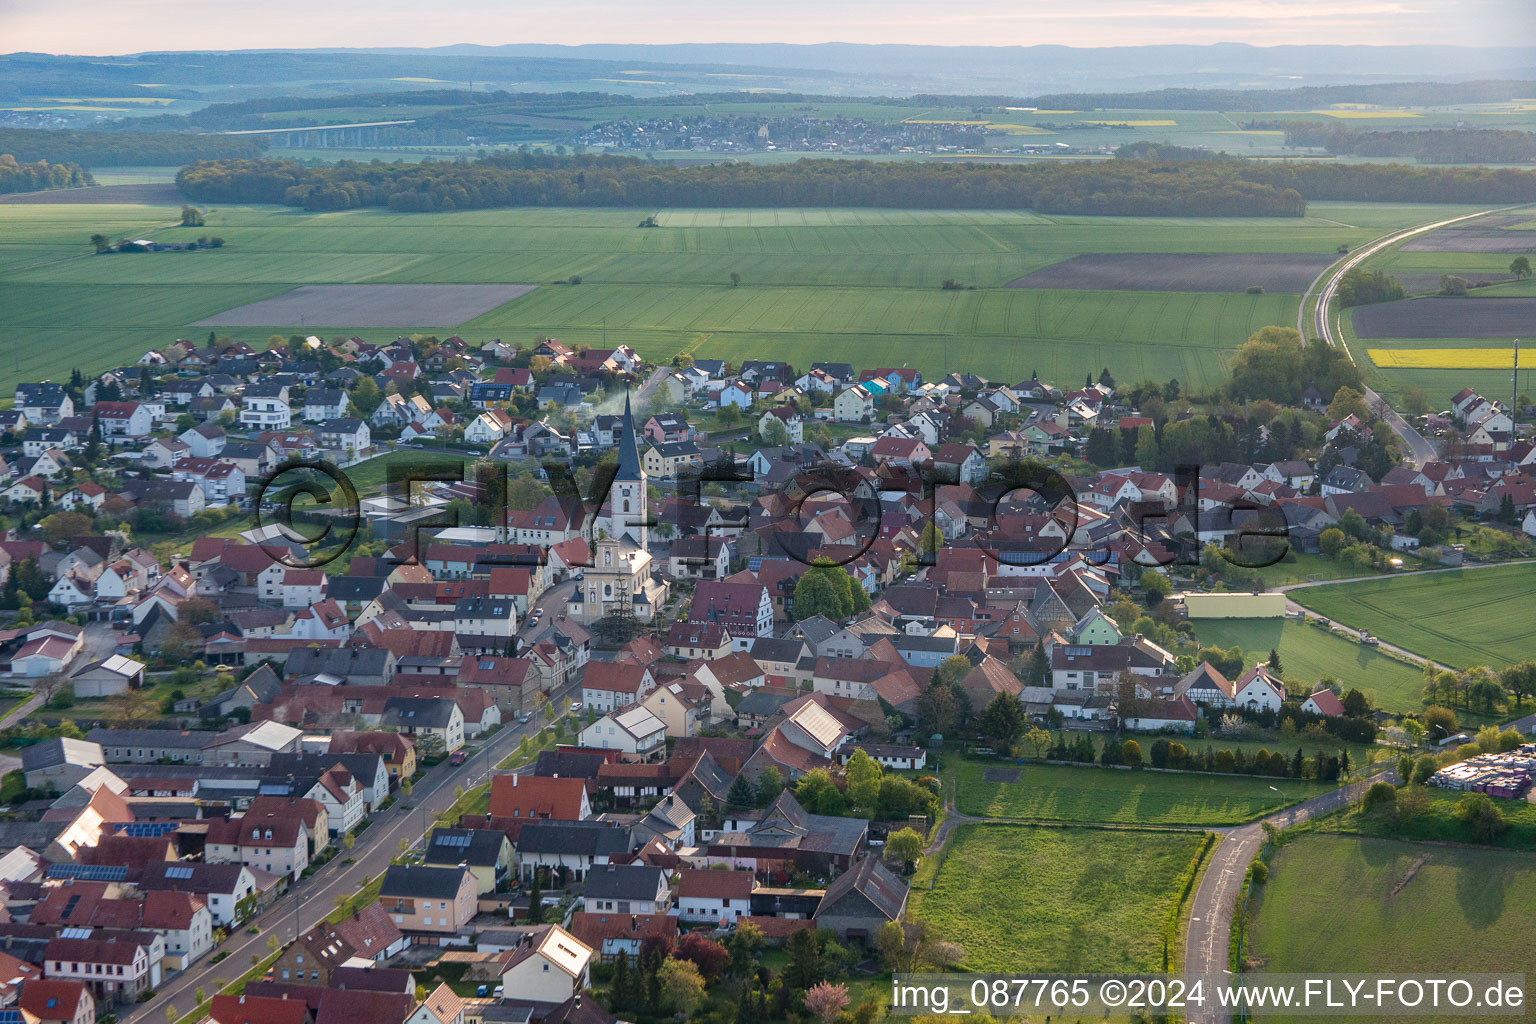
[953,757,1334,825]
[916,823,1210,972]
[1291,563,1536,670]
[1248,835,1536,1023]
[1191,617,1430,713]
[0,198,1486,398]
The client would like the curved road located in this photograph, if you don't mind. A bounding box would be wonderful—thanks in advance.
[1181,766,1395,1024]
[1298,208,1510,469]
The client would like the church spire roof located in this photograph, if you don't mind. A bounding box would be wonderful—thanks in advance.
[615,392,643,481]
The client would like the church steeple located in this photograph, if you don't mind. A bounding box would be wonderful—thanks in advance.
[609,391,647,547]
[615,392,643,482]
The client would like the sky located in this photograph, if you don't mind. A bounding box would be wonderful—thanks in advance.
[6,0,1534,55]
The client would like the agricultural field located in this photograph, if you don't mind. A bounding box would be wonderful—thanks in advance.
[1353,296,1536,339]
[916,824,1210,972]
[1248,835,1536,1023]
[1191,617,1429,713]
[953,757,1334,825]
[0,197,1489,398]
[1291,563,1536,670]
[192,283,539,328]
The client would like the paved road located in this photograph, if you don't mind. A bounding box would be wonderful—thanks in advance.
[120,688,578,1023]
[1298,208,1508,469]
[1182,766,1395,1024]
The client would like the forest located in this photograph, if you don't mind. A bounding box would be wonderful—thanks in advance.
[175,153,1309,216]
[1023,79,1536,112]
[1281,124,1536,165]
[0,154,94,194]
[1237,160,1536,203]
[0,127,267,168]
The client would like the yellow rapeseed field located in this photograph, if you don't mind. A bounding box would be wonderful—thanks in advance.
[1369,348,1517,369]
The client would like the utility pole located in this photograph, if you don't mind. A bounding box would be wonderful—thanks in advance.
[1513,338,1521,429]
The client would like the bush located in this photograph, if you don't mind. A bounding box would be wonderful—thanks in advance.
[1363,782,1397,809]
[1250,860,1269,884]
[1245,285,1265,295]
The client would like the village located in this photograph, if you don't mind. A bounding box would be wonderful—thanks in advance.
[0,326,1532,1024]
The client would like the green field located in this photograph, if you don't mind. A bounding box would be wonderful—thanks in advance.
[918,823,1209,972]
[1291,563,1536,670]
[0,198,1488,397]
[1249,835,1536,1023]
[1312,785,1536,849]
[954,758,1334,825]
[1192,617,1430,713]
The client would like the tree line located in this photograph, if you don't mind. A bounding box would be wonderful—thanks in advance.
[0,154,93,194]
[175,153,1308,216]
[1026,80,1536,112]
[0,127,267,168]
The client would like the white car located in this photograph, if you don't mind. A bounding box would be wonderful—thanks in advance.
[570,701,582,712]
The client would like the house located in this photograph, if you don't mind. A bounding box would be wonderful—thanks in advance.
[513,821,628,881]
[15,382,73,424]
[465,409,513,446]
[69,654,145,698]
[575,706,667,760]
[208,994,309,1024]
[1232,664,1286,712]
[317,418,371,455]
[1123,694,1198,733]
[488,774,591,821]
[567,911,679,965]
[688,579,774,643]
[811,853,909,942]
[380,696,465,754]
[676,868,754,923]
[580,661,655,713]
[240,384,292,431]
[378,865,476,935]
[833,385,875,423]
[269,904,407,986]
[93,401,154,438]
[639,681,703,737]
[18,980,94,1024]
[642,441,703,478]
[206,813,311,881]
[580,864,671,915]
[1301,689,1346,717]
[1174,662,1236,708]
[498,924,592,1006]
[43,935,159,1006]
[423,828,512,895]
[303,388,350,422]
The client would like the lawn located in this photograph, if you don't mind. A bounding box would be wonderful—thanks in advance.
[953,757,1335,825]
[0,198,1483,397]
[917,823,1210,972]
[1291,563,1536,670]
[1192,617,1430,714]
[1248,835,1536,1022]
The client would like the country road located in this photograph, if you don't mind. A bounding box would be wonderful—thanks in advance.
[1181,766,1396,1024]
[119,684,579,1024]
[1297,207,1511,469]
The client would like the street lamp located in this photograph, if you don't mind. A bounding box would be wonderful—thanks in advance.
[1268,784,1286,811]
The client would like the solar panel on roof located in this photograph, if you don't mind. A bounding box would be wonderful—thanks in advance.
[120,821,179,837]
[60,927,92,939]
[47,863,127,882]
[0,1008,25,1024]
[165,865,195,879]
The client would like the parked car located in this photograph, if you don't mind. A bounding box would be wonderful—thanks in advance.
[449,750,467,766]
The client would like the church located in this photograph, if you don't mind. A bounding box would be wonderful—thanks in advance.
[569,393,670,625]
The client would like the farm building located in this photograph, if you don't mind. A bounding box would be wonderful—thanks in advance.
[1181,593,1286,619]
[70,654,147,697]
